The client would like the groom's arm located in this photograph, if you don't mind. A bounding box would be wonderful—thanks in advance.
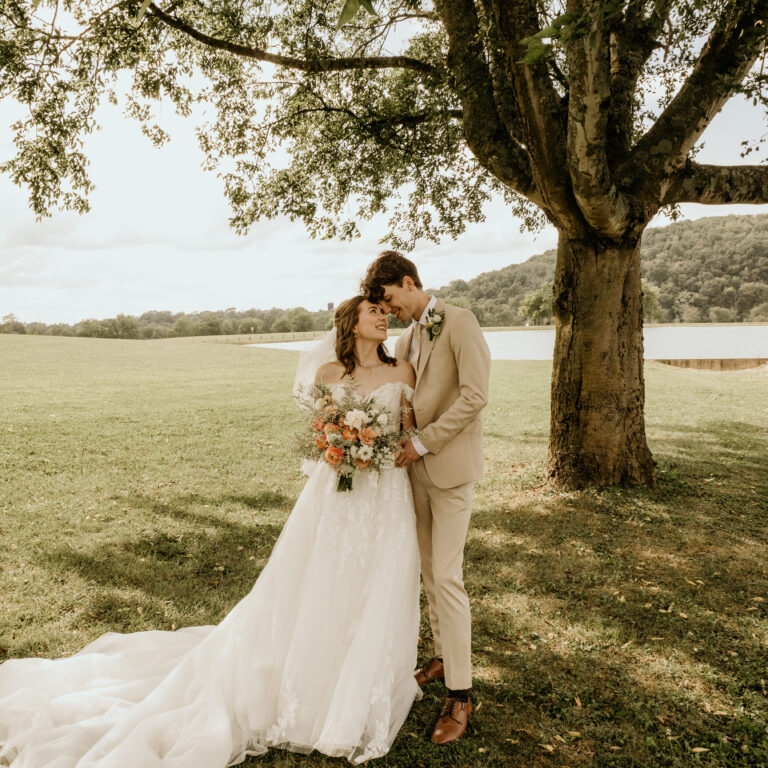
[417,312,490,456]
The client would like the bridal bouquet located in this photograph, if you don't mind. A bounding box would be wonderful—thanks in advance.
[296,381,411,492]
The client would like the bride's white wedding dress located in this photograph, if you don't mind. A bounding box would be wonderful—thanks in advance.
[0,381,421,768]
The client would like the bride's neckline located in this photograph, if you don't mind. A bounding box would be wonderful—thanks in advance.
[330,379,409,400]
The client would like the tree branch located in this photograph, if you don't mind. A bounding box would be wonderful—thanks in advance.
[661,161,768,205]
[607,0,674,160]
[434,0,540,203]
[626,1,768,188]
[489,0,583,232]
[146,3,436,74]
[366,109,463,129]
[566,0,634,238]
[475,0,530,144]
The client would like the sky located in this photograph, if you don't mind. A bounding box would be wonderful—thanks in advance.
[2,60,768,324]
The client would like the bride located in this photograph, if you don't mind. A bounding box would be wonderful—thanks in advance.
[0,297,421,767]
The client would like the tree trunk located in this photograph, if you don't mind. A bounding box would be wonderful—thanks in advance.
[548,230,656,488]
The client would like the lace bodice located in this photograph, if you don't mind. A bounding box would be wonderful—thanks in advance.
[329,380,413,434]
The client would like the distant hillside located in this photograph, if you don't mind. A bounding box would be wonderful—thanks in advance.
[3,214,768,339]
[432,214,768,325]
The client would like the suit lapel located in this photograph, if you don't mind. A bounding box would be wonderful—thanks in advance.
[415,299,444,386]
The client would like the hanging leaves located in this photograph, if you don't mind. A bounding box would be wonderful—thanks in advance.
[337,0,377,29]
[518,0,627,64]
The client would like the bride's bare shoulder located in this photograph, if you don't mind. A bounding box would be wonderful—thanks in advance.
[314,361,346,384]
[393,359,416,388]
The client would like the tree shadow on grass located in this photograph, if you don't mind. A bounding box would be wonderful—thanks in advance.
[224,490,295,511]
[459,418,768,765]
[466,603,766,768]
[42,491,291,631]
[651,419,767,478]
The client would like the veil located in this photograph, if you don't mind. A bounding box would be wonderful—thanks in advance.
[293,328,338,397]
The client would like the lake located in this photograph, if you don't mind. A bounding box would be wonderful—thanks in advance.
[250,324,768,361]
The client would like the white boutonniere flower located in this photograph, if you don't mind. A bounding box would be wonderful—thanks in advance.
[424,308,443,340]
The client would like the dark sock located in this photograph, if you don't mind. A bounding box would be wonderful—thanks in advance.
[447,688,470,703]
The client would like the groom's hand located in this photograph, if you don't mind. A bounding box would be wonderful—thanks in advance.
[396,440,420,467]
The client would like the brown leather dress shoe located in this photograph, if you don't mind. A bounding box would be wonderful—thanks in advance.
[414,656,445,687]
[430,697,472,744]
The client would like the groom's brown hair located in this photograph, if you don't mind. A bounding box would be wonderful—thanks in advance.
[361,251,422,302]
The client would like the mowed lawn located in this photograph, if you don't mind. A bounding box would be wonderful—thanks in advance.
[1,334,766,768]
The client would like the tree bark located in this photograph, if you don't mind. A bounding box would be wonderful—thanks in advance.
[548,230,655,488]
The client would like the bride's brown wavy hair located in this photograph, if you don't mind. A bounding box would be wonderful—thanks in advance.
[335,296,397,376]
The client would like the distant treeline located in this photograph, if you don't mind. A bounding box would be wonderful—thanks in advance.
[432,213,768,325]
[0,307,336,339]
[3,214,768,337]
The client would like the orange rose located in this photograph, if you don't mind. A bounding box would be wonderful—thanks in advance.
[316,434,329,450]
[341,426,358,441]
[325,445,344,467]
[359,426,377,446]
[355,459,372,469]
[311,417,324,432]
[323,423,340,436]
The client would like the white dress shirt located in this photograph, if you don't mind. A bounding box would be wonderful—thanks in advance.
[409,296,437,457]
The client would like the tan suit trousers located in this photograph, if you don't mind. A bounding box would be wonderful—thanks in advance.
[409,458,473,690]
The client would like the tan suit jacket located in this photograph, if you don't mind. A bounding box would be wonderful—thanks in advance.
[395,299,491,489]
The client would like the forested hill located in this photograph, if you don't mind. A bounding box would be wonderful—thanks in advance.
[432,214,768,325]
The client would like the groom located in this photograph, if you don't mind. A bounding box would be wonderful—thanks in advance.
[362,251,490,745]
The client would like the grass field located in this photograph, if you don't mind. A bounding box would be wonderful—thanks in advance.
[1,334,766,768]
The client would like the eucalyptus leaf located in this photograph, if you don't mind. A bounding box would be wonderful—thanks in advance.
[532,26,558,40]
[520,43,553,65]
[133,0,153,28]
[337,0,361,27]
[553,12,578,30]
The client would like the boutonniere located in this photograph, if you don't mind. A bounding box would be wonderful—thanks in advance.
[424,308,443,340]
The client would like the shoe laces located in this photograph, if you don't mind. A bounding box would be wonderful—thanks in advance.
[439,697,467,721]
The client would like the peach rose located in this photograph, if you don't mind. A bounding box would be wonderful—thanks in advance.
[341,426,358,442]
[323,423,340,436]
[355,459,372,469]
[325,445,344,467]
[359,426,377,446]
[315,434,329,450]
[311,417,324,433]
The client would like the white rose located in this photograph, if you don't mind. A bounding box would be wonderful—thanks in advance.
[376,413,388,426]
[431,314,442,324]
[357,445,373,461]
[343,409,369,431]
